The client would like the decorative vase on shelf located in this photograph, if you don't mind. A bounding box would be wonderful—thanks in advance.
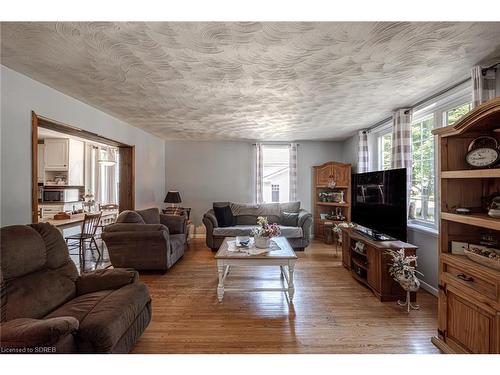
[254,236,271,249]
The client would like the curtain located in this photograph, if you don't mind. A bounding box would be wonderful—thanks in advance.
[357,131,369,173]
[92,146,102,204]
[92,146,118,205]
[255,143,263,204]
[391,109,413,216]
[472,65,497,108]
[289,143,298,202]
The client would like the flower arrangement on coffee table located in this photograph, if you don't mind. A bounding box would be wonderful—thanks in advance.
[251,216,281,248]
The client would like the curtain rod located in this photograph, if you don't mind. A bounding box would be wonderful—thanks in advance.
[252,143,299,146]
[366,76,472,132]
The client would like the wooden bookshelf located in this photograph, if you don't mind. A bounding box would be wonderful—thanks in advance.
[431,97,500,354]
[313,161,352,240]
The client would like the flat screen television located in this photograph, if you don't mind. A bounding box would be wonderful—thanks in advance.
[351,168,407,241]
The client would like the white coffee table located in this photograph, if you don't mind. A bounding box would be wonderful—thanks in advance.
[214,236,297,302]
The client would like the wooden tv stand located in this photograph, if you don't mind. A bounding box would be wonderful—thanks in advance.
[341,227,418,302]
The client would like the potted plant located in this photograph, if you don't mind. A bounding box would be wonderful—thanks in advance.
[251,216,281,248]
[333,221,355,243]
[386,249,423,312]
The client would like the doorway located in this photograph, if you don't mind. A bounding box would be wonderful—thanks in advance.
[31,111,135,223]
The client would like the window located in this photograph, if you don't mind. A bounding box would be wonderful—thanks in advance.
[378,132,392,170]
[262,145,289,203]
[271,184,280,202]
[410,115,435,224]
[445,103,472,126]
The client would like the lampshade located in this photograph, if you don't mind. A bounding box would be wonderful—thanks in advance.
[164,191,182,204]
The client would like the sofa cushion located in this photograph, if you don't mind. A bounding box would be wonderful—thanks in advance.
[280,201,301,213]
[213,225,303,239]
[136,208,161,224]
[46,283,150,353]
[169,234,186,254]
[213,205,234,227]
[278,226,303,238]
[4,262,78,320]
[30,223,72,270]
[116,210,145,224]
[213,225,257,237]
[281,212,299,226]
[230,202,281,217]
[0,225,46,280]
[0,317,79,348]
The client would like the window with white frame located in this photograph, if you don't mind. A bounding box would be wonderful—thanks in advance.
[445,102,472,126]
[409,114,435,224]
[262,145,290,203]
[271,184,280,202]
[378,132,393,170]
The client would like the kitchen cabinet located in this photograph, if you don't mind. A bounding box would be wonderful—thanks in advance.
[39,202,83,219]
[44,138,84,186]
[44,138,69,170]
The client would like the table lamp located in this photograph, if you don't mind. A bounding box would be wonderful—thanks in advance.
[164,191,182,208]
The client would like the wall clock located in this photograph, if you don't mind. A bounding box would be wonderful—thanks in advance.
[465,136,500,168]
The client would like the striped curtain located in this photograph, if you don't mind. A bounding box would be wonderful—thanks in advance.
[391,109,413,216]
[357,131,369,173]
[472,65,497,108]
[255,143,263,204]
[289,143,298,202]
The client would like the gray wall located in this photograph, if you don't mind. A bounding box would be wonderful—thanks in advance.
[164,140,343,231]
[0,66,166,226]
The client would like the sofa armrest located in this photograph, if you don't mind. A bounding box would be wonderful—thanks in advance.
[159,214,187,234]
[76,268,139,296]
[203,211,218,228]
[298,209,312,227]
[0,317,79,348]
[103,223,168,233]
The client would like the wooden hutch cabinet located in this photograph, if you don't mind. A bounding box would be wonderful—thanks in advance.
[313,161,351,240]
[431,97,500,354]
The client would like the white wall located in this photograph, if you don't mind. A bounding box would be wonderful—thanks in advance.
[0,66,166,226]
[164,140,343,231]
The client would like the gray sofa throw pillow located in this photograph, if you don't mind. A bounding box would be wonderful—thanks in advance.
[281,211,299,227]
[280,201,300,213]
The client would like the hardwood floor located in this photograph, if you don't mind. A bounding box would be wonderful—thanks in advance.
[131,238,439,354]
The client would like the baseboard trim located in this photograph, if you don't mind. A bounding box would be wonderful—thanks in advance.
[419,279,438,297]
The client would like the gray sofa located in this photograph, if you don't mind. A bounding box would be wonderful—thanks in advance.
[203,202,312,251]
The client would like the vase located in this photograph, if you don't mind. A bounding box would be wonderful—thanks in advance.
[254,236,270,249]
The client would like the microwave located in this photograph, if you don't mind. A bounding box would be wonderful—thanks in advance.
[42,188,80,203]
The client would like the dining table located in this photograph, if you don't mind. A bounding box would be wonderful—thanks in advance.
[43,210,119,231]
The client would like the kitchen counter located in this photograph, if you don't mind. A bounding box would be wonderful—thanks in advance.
[43,211,118,230]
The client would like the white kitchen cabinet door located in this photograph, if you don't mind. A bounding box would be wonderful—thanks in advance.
[37,144,45,183]
[44,138,69,170]
[68,139,84,186]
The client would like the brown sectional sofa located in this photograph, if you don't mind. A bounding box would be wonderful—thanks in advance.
[0,223,151,353]
[203,201,313,251]
[102,208,186,271]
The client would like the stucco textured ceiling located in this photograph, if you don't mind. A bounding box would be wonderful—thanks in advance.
[2,22,500,141]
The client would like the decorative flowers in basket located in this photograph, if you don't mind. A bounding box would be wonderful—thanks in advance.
[251,216,281,248]
[386,249,423,292]
[333,222,355,243]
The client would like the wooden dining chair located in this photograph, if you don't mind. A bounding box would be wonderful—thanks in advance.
[65,212,102,264]
[96,203,119,233]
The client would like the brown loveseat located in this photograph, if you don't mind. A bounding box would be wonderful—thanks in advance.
[102,208,186,271]
[0,223,151,353]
